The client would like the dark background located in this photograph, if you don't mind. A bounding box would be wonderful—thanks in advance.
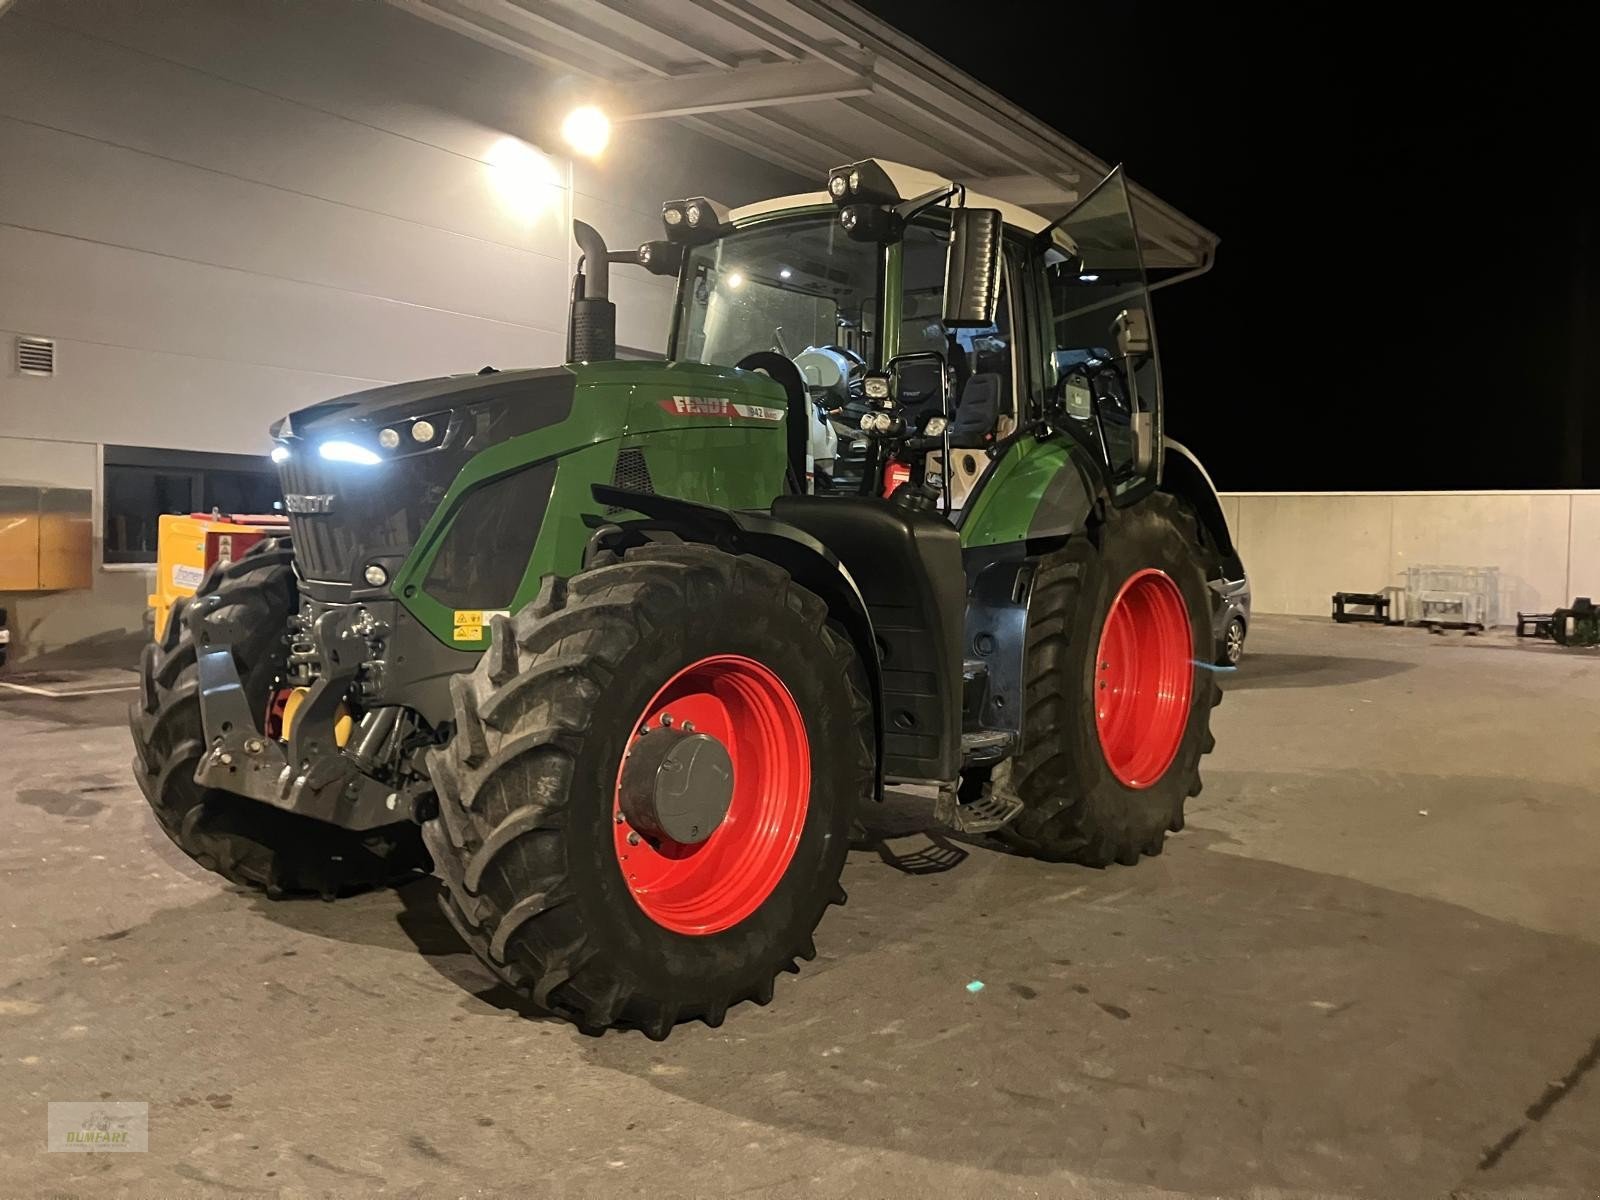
[858,2,1597,490]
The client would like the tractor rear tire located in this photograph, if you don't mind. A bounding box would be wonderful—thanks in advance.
[998,493,1221,866]
[129,540,428,897]
[422,543,872,1039]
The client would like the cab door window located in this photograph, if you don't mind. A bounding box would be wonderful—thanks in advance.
[1042,169,1161,495]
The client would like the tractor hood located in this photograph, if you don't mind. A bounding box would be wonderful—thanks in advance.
[270,367,577,594]
[270,365,576,444]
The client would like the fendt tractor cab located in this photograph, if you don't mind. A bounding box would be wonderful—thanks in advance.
[132,160,1236,1039]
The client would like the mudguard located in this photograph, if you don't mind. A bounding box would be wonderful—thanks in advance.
[589,485,888,797]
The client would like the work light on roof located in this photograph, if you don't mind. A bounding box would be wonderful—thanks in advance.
[825,160,900,208]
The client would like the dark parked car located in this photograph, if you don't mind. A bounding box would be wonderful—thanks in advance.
[1211,562,1251,666]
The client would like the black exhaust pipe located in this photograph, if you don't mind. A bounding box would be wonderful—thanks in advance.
[568,220,617,363]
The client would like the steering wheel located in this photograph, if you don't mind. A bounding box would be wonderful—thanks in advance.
[735,352,809,492]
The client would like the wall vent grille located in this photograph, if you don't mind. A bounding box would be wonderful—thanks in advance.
[17,336,54,376]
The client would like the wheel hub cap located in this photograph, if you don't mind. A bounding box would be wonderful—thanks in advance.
[618,727,734,845]
[1094,568,1194,789]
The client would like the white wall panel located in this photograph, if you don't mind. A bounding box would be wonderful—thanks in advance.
[0,118,571,329]
[0,17,567,255]
[1226,492,1598,621]
[1233,494,1394,618]
[0,436,96,489]
[1388,493,1569,619]
[0,328,392,455]
[1567,495,1600,600]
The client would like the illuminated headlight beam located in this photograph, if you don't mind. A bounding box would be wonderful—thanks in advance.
[318,439,382,466]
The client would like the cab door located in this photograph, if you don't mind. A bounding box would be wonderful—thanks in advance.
[1038,167,1164,501]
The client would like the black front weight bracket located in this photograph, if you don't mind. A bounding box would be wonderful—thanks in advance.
[189,598,404,831]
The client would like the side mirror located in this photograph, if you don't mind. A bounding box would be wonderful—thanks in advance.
[942,208,1002,328]
[1112,307,1150,358]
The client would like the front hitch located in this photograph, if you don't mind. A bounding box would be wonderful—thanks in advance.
[188,597,407,830]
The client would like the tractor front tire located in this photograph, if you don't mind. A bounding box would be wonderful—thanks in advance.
[422,544,872,1039]
[999,493,1221,866]
[130,541,428,897]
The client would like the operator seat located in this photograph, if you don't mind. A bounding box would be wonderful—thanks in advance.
[944,372,1001,448]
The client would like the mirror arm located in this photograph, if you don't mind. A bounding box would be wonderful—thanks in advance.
[893,184,959,225]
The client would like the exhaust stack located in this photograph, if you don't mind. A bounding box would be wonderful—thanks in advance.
[567,220,617,363]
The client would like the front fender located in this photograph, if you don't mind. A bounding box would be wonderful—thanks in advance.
[589,485,885,799]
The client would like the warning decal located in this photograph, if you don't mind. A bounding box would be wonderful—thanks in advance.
[452,609,509,642]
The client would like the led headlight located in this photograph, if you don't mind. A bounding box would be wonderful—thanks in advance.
[685,203,703,228]
[870,412,893,433]
[859,413,876,431]
[319,439,381,466]
[378,427,401,450]
[839,208,857,231]
[663,206,683,227]
[270,444,290,464]
[828,174,849,198]
[863,374,890,401]
[411,419,436,443]
[848,168,861,193]
[923,416,949,437]
[363,564,389,587]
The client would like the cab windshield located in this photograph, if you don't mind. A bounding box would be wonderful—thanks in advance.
[671,213,881,367]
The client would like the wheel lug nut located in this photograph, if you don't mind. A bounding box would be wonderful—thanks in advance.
[627,831,640,846]
[659,713,673,727]
[681,720,694,732]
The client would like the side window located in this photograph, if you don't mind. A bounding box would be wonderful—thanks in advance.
[1042,171,1160,492]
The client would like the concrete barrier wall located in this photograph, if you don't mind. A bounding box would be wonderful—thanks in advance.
[1223,491,1600,622]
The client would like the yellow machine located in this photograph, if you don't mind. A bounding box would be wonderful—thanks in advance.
[148,512,288,643]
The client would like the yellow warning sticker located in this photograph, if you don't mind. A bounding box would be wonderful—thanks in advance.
[452,610,508,642]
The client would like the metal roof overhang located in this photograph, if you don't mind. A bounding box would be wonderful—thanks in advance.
[386,0,1218,273]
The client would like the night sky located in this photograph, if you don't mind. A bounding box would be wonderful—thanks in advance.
[858,3,1597,490]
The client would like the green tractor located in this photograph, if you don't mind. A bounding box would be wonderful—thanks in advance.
[131,160,1234,1039]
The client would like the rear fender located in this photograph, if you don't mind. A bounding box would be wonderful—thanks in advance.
[589,485,885,798]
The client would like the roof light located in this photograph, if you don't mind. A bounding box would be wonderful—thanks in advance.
[828,174,849,198]
[848,168,861,193]
[663,206,684,227]
[319,439,381,466]
[560,105,609,159]
[779,267,793,280]
[270,445,290,464]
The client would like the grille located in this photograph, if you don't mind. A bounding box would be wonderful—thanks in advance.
[606,448,654,513]
[16,336,54,376]
[276,456,354,582]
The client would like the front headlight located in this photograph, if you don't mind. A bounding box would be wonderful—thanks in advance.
[863,374,890,401]
[923,416,948,437]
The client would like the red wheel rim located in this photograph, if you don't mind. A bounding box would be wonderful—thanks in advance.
[613,655,810,935]
[1094,569,1194,789]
